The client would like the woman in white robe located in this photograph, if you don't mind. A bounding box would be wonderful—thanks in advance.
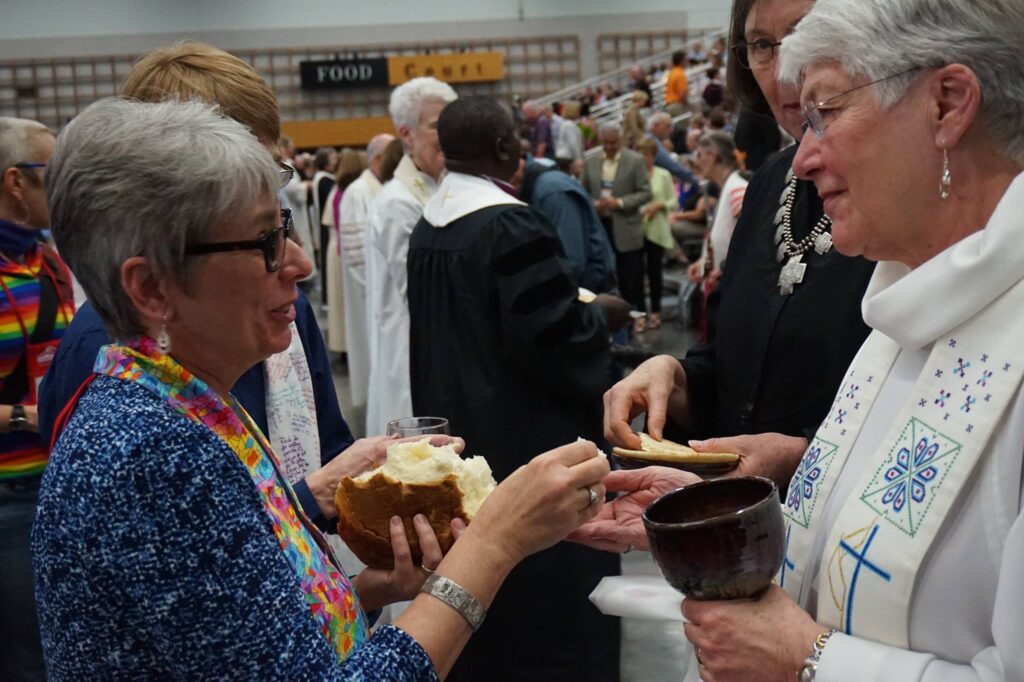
[573,1,1024,680]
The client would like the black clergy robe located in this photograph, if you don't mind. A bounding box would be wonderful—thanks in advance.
[408,172,620,681]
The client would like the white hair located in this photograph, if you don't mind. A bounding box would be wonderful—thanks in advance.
[0,117,51,178]
[47,98,280,339]
[780,0,1024,164]
[366,133,393,163]
[647,112,672,132]
[388,77,458,132]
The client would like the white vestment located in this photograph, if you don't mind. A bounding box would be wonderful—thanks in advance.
[364,155,437,436]
[789,174,1024,681]
[337,169,382,412]
[281,175,317,280]
[322,187,346,354]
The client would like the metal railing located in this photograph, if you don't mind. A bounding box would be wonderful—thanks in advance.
[532,28,726,111]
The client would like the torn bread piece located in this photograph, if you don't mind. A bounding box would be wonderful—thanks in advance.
[335,439,496,569]
[611,432,740,464]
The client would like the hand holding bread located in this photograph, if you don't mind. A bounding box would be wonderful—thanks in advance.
[335,438,493,569]
[462,440,611,567]
[604,354,691,448]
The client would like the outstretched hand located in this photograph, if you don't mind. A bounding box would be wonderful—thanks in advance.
[689,433,807,490]
[567,466,700,552]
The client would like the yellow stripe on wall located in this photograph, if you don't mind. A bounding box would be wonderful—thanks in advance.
[281,117,396,149]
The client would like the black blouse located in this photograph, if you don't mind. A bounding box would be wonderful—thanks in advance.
[678,144,876,440]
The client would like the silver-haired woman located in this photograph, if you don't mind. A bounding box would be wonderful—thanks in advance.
[32,98,609,681]
[579,0,1024,679]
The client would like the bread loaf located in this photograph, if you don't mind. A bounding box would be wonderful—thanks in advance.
[334,439,496,569]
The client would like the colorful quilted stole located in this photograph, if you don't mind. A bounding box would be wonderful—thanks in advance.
[780,278,1024,647]
[94,338,370,660]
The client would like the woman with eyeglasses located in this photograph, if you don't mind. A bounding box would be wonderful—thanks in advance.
[0,117,75,681]
[33,98,610,681]
[581,0,1024,679]
[601,0,876,491]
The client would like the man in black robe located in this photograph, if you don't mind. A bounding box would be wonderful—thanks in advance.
[408,95,629,681]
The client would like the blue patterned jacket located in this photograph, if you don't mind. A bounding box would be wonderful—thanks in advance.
[32,375,438,681]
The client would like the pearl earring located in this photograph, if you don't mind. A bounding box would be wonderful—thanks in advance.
[940,148,952,200]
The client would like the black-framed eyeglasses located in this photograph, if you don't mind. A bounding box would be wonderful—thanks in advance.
[731,38,783,70]
[185,208,294,273]
[13,162,46,171]
[802,67,920,139]
[278,161,295,188]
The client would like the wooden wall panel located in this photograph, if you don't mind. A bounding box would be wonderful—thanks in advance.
[0,35,581,142]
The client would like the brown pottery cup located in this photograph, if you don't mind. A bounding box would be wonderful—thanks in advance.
[642,476,784,600]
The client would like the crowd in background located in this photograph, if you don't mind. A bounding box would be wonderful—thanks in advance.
[285,38,783,387]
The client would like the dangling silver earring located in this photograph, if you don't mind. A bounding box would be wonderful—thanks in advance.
[940,148,952,200]
[157,314,171,354]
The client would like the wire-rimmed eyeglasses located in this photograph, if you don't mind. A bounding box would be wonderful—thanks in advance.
[802,68,920,138]
[731,38,782,70]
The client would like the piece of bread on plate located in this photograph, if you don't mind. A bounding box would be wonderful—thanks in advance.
[334,438,496,569]
[612,432,739,464]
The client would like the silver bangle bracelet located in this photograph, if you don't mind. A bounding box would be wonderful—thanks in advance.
[419,573,487,631]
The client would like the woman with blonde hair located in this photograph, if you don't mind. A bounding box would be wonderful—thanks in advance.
[554,100,584,174]
[636,137,677,331]
[622,89,650,149]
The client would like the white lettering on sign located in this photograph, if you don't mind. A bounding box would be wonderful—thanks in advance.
[316,63,375,84]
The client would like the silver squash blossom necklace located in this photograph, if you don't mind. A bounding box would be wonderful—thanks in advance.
[774,167,833,295]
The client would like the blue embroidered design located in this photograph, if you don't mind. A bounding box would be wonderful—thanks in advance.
[861,418,962,537]
[962,395,976,413]
[780,525,796,588]
[785,437,839,529]
[834,409,848,425]
[837,524,892,634]
[846,384,860,399]
[977,370,992,387]
[880,438,939,513]
[934,389,950,408]
[953,358,971,378]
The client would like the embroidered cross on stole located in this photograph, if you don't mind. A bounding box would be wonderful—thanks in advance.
[780,278,1024,648]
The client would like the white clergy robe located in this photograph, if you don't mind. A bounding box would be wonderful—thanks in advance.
[364,155,437,436]
[336,168,382,413]
[796,174,1024,681]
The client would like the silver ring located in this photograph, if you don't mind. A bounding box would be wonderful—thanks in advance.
[587,485,599,506]
[420,565,435,575]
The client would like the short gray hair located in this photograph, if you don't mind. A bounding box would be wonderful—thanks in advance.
[388,77,458,132]
[47,98,279,339]
[647,112,672,132]
[599,122,623,138]
[697,131,737,168]
[0,117,51,177]
[780,0,1024,164]
[366,133,393,163]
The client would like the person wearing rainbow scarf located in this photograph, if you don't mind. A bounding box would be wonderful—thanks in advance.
[33,98,609,681]
[0,116,75,681]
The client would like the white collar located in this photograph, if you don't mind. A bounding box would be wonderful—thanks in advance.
[422,172,525,228]
[863,171,1024,350]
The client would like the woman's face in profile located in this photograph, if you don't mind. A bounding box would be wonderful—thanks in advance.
[169,191,313,369]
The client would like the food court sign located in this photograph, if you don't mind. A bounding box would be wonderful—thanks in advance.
[387,52,504,85]
[299,52,504,90]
